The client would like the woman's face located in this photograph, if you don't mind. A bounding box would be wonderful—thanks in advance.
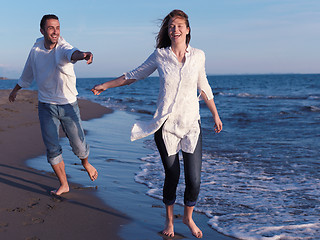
[168,17,189,46]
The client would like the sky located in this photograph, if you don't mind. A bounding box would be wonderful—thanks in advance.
[0,0,319,79]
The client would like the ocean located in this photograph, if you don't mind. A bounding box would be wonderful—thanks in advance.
[1,74,320,239]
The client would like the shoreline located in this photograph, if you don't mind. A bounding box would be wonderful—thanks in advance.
[0,89,129,239]
[1,89,236,240]
[37,110,236,240]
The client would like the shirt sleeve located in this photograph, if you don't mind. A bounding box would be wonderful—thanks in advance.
[197,50,214,101]
[63,44,78,63]
[58,37,79,63]
[124,51,157,81]
[17,50,34,88]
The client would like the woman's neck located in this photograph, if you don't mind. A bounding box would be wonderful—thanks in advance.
[171,43,188,63]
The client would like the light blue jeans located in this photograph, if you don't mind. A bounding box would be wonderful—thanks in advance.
[38,101,89,165]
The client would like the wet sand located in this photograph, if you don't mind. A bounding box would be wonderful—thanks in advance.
[0,89,236,240]
[0,89,129,239]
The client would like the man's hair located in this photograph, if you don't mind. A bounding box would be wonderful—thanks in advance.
[40,14,59,30]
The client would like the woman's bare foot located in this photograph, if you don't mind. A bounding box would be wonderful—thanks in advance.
[162,220,174,238]
[50,185,69,196]
[162,204,175,237]
[183,217,203,238]
[82,161,98,181]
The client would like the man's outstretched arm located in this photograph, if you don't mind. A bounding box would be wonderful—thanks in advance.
[71,50,93,64]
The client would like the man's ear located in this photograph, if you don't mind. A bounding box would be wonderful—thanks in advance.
[40,28,44,35]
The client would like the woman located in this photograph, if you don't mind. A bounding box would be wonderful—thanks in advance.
[92,9,222,239]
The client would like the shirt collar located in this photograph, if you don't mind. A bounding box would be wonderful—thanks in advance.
[169,45,191,53]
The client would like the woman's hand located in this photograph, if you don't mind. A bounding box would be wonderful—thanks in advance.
[91,84,107,95]
[200,91,223,134]
[91,76,136,96]
[213,116,223,133]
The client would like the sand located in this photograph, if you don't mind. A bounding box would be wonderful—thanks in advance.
[0,89,129,240]
[0,89,237,240]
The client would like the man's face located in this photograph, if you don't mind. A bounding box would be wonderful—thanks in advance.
[40,19,60,46]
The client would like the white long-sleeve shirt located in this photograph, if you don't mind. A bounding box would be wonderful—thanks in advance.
[18,36,79,104]
[125,46,214,156]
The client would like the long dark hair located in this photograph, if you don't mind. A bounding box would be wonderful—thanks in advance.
[156,9,191,49]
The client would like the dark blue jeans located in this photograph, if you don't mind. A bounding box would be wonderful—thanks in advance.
[154,124,202,207]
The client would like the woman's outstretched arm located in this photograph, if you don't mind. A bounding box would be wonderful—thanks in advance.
[91,75,136,95]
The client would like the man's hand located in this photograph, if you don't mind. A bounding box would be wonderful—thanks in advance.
[8,84,22,102]
[9,90,17,102]
[71,50,93,64]
[83,52,93,64]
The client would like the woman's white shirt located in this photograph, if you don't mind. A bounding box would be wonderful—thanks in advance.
[124,46,213,156]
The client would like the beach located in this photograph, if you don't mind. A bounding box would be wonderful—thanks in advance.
[1,73,319,239]
[0,89,129,240]
[0,89,234,240]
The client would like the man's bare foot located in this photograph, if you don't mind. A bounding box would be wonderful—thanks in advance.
[82,162,98,181]
[183,218,203,238]
[162,220,174,238]
[50,185,69,196]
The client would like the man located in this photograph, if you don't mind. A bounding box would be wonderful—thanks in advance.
[9,14,98,195]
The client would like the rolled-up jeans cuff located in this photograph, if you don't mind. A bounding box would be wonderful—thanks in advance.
[185,200,197,207]
[163,197,176,206]
[48,154,63,166]
[77,147,90,160]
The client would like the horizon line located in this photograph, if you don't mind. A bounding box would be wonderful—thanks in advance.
[2,72,320,80]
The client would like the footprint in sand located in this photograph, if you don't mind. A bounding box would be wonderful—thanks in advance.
[47,204,56,210]
[25,236,40,240]
[50,195,65,203]
[23,217,44,226]
[0,222,9,232]
[7,207,25,212]
[31,217,44,224]
[27,198,40,208]
[72,186,98,190]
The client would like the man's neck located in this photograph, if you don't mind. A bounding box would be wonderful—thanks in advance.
[44,41,57,50]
